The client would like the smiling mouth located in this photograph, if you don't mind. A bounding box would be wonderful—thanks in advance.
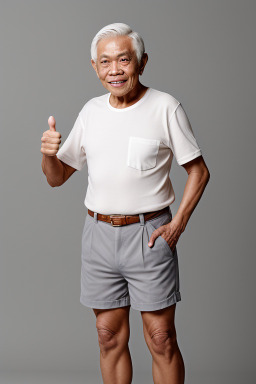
[108,80,127,84]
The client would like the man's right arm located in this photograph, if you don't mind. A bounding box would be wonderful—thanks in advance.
[41,154,77,187]
[41,115,77,187]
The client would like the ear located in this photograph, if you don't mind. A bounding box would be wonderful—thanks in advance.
[91,59,99,78]
[139,53,148,75]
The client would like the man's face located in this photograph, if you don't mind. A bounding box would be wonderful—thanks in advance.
[91,35,147,96]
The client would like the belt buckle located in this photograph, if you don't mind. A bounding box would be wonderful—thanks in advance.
[109,215,125,227]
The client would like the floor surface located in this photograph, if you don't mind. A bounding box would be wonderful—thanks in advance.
[0,371,254,384]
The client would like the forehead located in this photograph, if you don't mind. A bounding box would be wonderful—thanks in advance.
[97,35,134,58]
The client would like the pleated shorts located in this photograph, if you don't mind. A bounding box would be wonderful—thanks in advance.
[80,206,181,311]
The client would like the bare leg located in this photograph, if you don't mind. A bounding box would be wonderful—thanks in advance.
[93,306,132,384]
[141,304,185,384]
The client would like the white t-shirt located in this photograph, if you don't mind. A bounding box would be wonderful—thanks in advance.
[56,87,202,214]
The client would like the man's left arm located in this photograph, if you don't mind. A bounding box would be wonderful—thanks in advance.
[148,155,210,251]
[175,154,210,224]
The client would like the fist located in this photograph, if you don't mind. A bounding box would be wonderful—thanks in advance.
[41,116,62,156]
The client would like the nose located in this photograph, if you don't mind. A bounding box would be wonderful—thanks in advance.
[109,60,122,75]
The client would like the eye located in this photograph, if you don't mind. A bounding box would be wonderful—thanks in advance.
[101,60,108,64]
[121,58,129,62]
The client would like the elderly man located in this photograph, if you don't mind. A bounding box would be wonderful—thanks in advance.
[41,23,210,384]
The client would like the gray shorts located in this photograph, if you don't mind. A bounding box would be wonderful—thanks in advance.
[80,206,181,311]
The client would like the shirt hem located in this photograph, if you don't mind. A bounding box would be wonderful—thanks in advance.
[176,149,202,165]
[56,154,84,171]
[83,197,176,215]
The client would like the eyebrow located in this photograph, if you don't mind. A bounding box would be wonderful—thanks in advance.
[99,51,131,60]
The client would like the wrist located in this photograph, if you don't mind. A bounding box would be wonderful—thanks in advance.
[174,210,190,232]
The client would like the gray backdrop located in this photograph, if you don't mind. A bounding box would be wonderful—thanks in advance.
[1,0,255,383]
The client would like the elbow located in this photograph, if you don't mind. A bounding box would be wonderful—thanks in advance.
[204,169,210,184]
[47,178,63,188]
[47,180,56,188]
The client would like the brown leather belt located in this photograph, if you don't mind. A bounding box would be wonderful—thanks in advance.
[88,206,170,227]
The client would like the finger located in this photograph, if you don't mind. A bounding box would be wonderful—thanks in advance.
[148,230,160,247]
[41,136,61,144]
[43,131,62,138]
[41,142,59,150]
[41,148,57,156]
[48,116,56,132]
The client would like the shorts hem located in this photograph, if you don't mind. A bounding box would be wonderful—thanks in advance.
[131,291,181,311]
[80,294,131,309]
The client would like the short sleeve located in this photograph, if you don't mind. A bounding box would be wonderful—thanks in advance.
[56,113,87,171]
[167,103,202,165]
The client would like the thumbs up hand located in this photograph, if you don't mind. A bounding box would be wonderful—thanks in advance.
[41,116,62,156]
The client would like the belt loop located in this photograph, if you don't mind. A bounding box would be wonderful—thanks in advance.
[139,213,145,226]
[94,212,98,222]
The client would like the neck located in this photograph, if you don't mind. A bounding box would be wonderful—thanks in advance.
[109,83,148,109]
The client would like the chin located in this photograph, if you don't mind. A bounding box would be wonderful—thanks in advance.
[108,87,129,95]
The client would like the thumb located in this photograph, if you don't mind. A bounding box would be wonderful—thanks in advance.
[48,116,56,131]
[148,231,158,247]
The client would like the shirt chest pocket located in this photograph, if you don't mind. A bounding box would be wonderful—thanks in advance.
[127,136,160,171]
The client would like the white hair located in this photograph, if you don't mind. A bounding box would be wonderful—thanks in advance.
[91,23,145,65]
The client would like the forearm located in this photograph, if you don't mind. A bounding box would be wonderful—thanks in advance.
[41,154,65,187]
[175,169,210,230]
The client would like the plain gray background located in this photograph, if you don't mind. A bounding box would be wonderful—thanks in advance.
[1,0,255,383]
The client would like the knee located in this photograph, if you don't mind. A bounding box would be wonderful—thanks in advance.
[150,328,178,361]
[96,325,129,356]
[97,327,118,355]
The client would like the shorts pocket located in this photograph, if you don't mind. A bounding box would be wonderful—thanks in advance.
[81,215,95,262]
[127,136,160,171]
[147,212,174,256]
